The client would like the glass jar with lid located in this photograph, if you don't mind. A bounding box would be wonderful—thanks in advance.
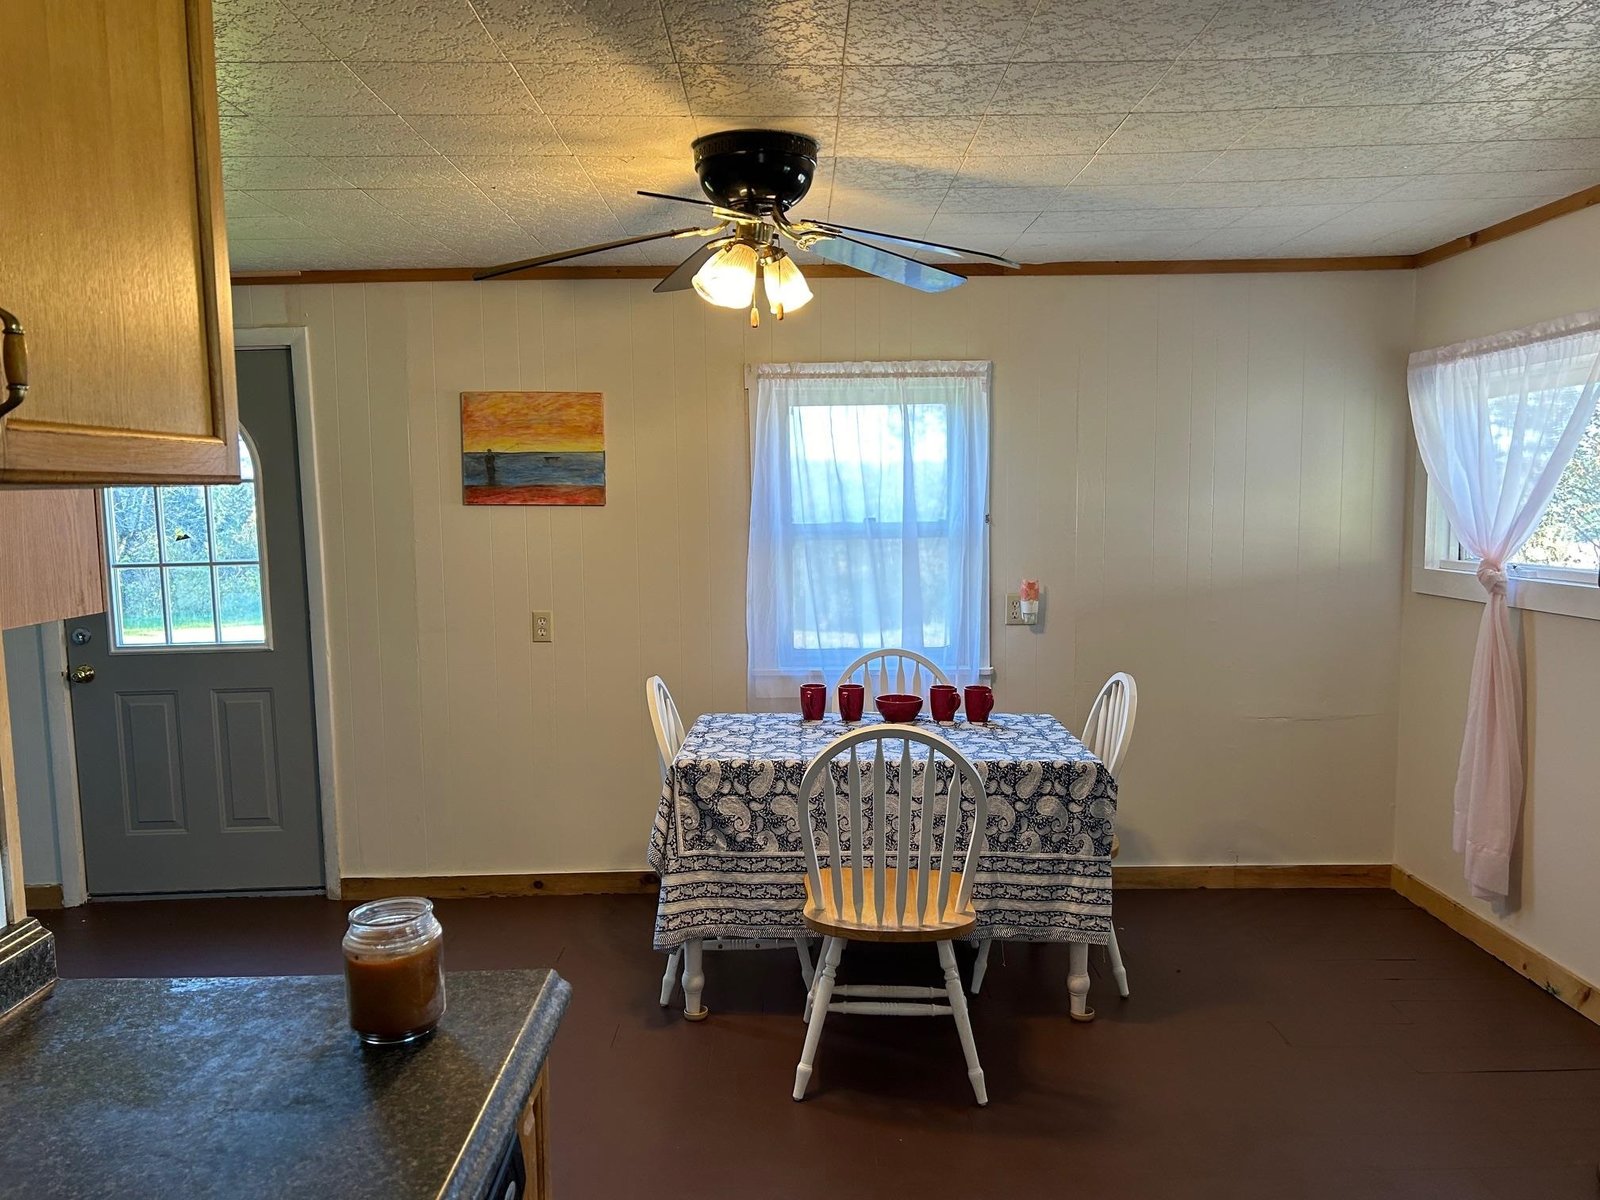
[342,897,445,1045]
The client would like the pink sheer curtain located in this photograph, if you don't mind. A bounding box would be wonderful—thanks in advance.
[1407,311,1600,901]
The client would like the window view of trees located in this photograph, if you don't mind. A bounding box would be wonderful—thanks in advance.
[1518,404,1600,573]
[104,434,267,648]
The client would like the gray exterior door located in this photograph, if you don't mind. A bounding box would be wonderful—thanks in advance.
[67,348,323,895]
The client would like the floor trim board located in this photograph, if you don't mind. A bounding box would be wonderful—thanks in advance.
[1390,866,1599,1026]
[23,885,63,911]
[1115,864,1392,889]
[341,872,661,901]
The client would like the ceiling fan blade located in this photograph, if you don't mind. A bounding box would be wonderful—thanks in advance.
[474,227,708,281]
[653,238,730,293]
[637,190,716,208]
[810,220,1019,268]
[801,232,966,293]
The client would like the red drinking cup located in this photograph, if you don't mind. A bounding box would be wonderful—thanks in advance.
[837,683,865,722]
[963,685,994,724]
[800,683,827,721]
[930,684,960,723]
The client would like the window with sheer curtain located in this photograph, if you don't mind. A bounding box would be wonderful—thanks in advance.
[746,361,991,705]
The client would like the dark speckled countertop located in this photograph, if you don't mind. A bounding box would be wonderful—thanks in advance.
[0,969,570,1200]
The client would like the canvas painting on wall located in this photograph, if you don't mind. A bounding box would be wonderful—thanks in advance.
[461,390,606,506]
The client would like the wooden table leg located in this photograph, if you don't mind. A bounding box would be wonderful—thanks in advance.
[1067,941,1094,1022]
[681,938,708,1021]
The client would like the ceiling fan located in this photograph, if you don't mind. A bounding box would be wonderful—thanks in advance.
[474,129,1020,323]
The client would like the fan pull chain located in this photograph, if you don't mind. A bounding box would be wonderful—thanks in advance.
[749,304,760,328]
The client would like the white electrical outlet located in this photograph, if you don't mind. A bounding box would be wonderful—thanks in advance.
[531,611,553,643]
[1005,593,1025,625]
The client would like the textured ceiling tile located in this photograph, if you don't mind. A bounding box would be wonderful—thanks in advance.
[607,195,713,234]
[1184,0,1570,57]
[968,114,1127,157]
[1028,206,1241,232]
[1138,52,1491,111]
[471,0,674,63]
[213,0,330,62]
[834,117,982,158]
[1008,230,1208,259]
[680,64,842,116]
[939,186,1068,213]
[1436,137,1600,172]
[1272,228,1418,255]
[824,186,946,226]
[246,115,440,156]
[925,212,1040,238]
[220,114,302,157]
[364,186,522,225]
[1451,50,1600,101]
[350,63,536,116]
[1515,97,1600,140]
[831,156,964,190]
[957,155,1092,187]
[1236,102,1547,148]
[1225,202,1358,227]
[1378,168,1600,199]
[407,114,567,156]
[1521,12,1600,48]
[1183,228,1298,258]
[216,61,391,116]
[280,0,501,60]
[581,156,703,200]
[552,115,700,157]
[842,0,1036,65]
[1017,0,1223,62]
[320,156,476,188]
[663,0,848,64]
[1171,176,1408,205]
[1072,151,1221,185]
[1048,184,1185,209]
[229,239,355,270]
[989,62,1174,115]
[1099,111,1266,153]
[448,155,604,221]
[257,188,397,221]
[500,215,628,249]
[840,66,1000,117]
[223,155,355,190]
[1196,144,1461,183]
[517,63,690,116]
[223,191,290,219]
[226,214,315,240]
[694,114,835,145]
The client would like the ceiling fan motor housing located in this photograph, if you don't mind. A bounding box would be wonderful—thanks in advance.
[692,129,819,214]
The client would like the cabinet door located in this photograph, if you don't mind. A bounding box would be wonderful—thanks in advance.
[0,0,237,485]
[0,490,104,629]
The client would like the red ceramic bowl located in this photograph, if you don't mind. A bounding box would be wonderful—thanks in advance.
[874,693,923,722]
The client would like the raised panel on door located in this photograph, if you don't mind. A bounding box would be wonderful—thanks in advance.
[116,693,187,831]
[212,690,282,830]
[0,0,237,484]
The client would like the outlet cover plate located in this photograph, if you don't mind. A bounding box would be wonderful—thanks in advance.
[1005,593,1024,625]
[532,611,553,643]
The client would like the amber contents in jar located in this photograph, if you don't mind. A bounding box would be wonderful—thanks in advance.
[342,897,445,1045]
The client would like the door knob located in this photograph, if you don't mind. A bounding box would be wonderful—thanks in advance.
[68,664,95,684]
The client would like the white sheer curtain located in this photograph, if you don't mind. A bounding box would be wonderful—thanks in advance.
[747,361,990,707]
[1407,310,1600,902]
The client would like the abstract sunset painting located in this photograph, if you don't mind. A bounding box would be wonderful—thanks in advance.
[461,391,606,506]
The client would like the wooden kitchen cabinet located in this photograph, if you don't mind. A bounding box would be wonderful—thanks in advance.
[0,491,104,630]
[0,0,238,485]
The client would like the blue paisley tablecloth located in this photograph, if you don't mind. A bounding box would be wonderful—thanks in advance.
[647,712,1117,950]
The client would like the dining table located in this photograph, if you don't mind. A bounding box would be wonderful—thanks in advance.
[647,710,1118,1021]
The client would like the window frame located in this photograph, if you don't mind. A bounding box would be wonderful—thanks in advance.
[744,363,993,679]
[101,427,275,654]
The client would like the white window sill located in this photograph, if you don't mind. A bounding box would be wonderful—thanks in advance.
[1412,562,1600,621]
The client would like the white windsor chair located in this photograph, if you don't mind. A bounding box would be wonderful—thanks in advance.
[969,671,1136,1001]
[830,648,952,713]
[792,724,990,1105]
[647,675,814,1020]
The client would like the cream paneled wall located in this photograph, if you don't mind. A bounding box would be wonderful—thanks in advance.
[234,270,1412,878]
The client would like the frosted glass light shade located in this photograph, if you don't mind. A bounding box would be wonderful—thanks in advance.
[762,252,813,317]
[692,242,759,308]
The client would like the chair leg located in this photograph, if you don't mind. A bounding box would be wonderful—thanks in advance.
[794,937,816,990]
[659,948,681,1007]
[970,938,993,994]
[938,940,987,1105]
[1067,940,1094,1022]
[793,937,844,1101]
[681,938,708,1021]
[1107,928,1129,998]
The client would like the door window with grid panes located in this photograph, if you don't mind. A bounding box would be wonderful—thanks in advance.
[102,432,270,649]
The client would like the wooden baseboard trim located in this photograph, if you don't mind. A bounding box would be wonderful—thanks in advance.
[23,885,63,911]
[1390,866,1599,1026]
[1115,864,1392,889]
[341,871,660,902]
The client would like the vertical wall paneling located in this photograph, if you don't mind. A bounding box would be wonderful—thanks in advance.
[236,271,1413,876]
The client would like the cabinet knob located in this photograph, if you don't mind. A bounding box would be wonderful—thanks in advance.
[0,307,27,418]
[68,664,95,685]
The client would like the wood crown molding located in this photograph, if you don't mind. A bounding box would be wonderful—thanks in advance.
[229,182,1600,287]
[1391,866,1600,1027]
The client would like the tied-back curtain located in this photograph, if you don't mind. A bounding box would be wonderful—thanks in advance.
[747,361,991,706]
[1407,311,1600,901]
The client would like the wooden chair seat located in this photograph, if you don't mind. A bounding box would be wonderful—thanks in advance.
[804,868,977,942]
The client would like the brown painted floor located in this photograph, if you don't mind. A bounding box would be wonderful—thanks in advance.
[36,888,1600,1199]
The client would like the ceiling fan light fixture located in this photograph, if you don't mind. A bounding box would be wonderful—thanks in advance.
[691,241,759,308]
[762,249,812,319]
